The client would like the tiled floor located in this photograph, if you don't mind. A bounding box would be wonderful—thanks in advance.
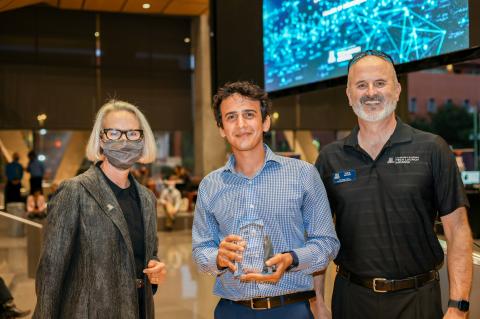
[0,222,219,319]
[153,230,219,319]
[1,218,479,319]
[0,233,35,318]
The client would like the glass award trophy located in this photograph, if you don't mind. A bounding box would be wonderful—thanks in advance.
[234,218,276,278]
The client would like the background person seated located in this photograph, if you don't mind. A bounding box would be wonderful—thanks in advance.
[172,165,192,195]
[159,176,182,231]
[26,189,46,219]
[146,178,160,198]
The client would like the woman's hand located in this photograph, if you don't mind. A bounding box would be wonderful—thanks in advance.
[143,260,167,284]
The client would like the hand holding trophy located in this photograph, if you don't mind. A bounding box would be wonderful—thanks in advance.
[216,234,246,272]
[231,218,293,284]
[233,218,275,277]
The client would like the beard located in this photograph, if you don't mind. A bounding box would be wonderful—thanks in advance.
[352,94,397,122]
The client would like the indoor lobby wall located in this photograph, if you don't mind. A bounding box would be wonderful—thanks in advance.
[0,6,193,131]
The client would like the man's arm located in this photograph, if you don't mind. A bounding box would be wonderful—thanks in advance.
[192,206,244,275]
[440,206,472,318]
[243,164,339,284]
[312,271,332,319]
[158,189,167,204]
[191,183,223,275]
[292,164,339,274]
[191,180,243,276]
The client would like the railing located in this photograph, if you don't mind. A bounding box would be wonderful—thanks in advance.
[0,210,43,229]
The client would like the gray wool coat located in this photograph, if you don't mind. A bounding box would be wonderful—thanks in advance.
[33,165,159,319]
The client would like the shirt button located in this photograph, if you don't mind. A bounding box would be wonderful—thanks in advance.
[250,204,254,209]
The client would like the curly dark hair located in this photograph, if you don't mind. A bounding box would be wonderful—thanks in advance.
[212,81,271,128]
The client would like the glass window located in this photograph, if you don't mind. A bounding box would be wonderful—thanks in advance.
[409,97,417,113]
[427,98,437,113]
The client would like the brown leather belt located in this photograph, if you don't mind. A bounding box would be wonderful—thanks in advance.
[337,266,439,293]
[229,290,316,310]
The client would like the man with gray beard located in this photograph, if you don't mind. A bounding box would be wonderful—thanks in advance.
[313,50,472,319]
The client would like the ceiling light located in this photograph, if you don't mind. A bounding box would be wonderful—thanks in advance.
[184,37,191,43]
[94,32,100,38]
[142,3,151,9]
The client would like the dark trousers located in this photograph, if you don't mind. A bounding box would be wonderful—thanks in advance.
[332,274,443,319]
[138,288,145,319]
[214,298,314,319]
[0,278,13,305]
[4,181,21,206]
[29,177,42,194]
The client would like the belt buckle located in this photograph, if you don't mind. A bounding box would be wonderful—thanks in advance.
[373,277,387,293]
[250,298,271,310]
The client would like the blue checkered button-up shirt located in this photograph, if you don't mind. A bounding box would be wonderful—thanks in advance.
[192,145,339,300]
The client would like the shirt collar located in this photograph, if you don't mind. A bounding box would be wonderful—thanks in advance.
[344,116,413,148]
[222,144,282,176]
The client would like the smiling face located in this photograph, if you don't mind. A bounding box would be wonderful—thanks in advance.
[219,93,270,154]
[346,56,401,123]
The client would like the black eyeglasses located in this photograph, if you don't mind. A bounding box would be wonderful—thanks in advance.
[102,128,144,141]
[347,49,395,71]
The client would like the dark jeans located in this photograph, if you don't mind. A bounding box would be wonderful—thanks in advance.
[214,298,314,319]
[332,274,443,319]
[0,278,13,305]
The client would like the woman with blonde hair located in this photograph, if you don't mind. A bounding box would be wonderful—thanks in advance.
[34,100,166,319]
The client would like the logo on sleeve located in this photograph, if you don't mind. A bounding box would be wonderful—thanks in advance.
[387,156,420,164]
[333,169,357,184]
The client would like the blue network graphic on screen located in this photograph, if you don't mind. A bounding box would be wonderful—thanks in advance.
[263,0,470,92]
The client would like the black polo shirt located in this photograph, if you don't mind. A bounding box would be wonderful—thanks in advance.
[315,118,468,278]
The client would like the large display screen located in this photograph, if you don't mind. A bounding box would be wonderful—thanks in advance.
[263,0,470,92]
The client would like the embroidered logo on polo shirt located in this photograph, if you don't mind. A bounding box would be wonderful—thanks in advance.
[387,156,420,164]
